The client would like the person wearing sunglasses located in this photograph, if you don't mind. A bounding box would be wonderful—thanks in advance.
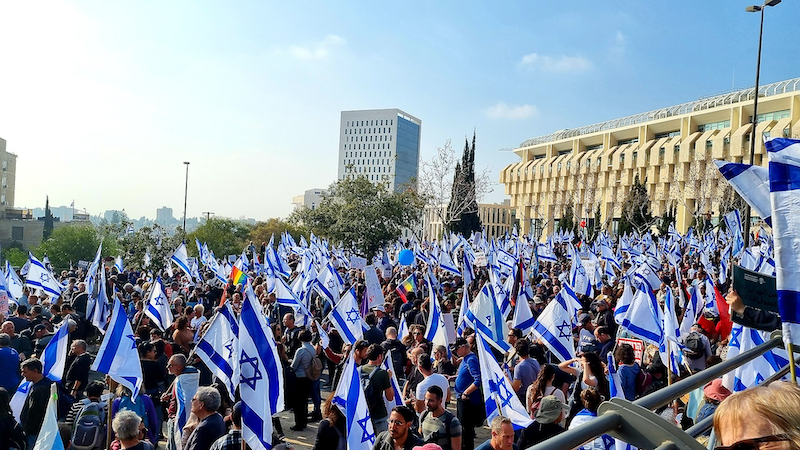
[713,381,800,450]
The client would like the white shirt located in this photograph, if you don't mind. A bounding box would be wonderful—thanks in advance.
[191,315,207,342]
[416,373,450,401]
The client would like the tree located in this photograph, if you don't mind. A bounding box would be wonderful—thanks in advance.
[657,203,678,237]
[187,217,253,259]
[558,200,576,233]
[619,174,656,236]
[446,133,482,235]
[292,177,425,257]
[43,196,54,240]
[250,218,308,249]
[117,223,183,272]
[36,223,119,270]
[419,138,493,236]
[588,203,602,242]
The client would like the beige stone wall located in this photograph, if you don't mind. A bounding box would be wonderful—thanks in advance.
[501,86,800,237]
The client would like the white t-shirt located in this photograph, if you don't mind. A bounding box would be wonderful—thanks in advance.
[416,373,450,401]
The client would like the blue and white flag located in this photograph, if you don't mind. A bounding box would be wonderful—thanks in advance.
[424,275,449,351]
[240,282,285,450]
[328,288,364,346]
[4,261,23,302]
[723,324,788,392]
[40,322,71,383]
[273,276,312,322]
[476,333,533,430]
[381,352,404,413]
[660,288,685,375]
[173,369,200,448]
[537,242,557,263]
[438,250,461,276]
[145,277,173,331]
[170,242,193,280]
[333,354,376,450]
[88,262,111,334]
[633,261,661,292]
[723,210,745,258]
[511,280,536,336]
[32,383,65,450]
[618,288,663,346]
[196,303,240,399]
[114,255,124,273]
[569,247,592,298]
[465,284,510,352]
[91,298,143,400]
[766,137,800,349]
[607,355,635,450]
[143,249,151,269]
[10,380,30,422]
[714,160,772,225]
[316,262,344,303]
[530,288,579,362]
[25,253,62,298]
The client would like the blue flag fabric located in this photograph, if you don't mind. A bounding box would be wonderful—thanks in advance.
[91,298,143,400]
[195,303,240,399]
[32,384,65,450]
[476,334,533,430]
[329,288,364,346]
[145,277,173,332]
[240,282,285,450]
[40,322,71,383]
[333,354,376,450]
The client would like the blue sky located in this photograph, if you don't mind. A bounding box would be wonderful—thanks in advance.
[0,1,797,221]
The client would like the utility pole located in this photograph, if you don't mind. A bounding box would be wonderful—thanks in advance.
[202,212,214,221]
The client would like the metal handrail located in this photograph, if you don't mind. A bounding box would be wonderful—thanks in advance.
[526,336,785,450]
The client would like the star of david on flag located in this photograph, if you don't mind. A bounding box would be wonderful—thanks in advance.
[333,354,376,450]
[24,253,63,298]
[195,302,240,399]
[145,277,173,331]
[328,287,364,345]
[476,334,532,430]
[91,298,144,400]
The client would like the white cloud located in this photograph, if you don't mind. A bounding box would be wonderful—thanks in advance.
[518,53,592,72]
[485,102,538,120]
[287,34,346,61]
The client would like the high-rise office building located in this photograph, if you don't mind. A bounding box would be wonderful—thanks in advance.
[337,109,421,192]
[0,137,17,207]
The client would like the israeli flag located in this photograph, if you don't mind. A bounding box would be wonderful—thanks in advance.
[32,383,64,450]
[170,242,193,279]
[714,160,772,225]
[424,275,449,351]
[5,261,23,302]
[240,281,285,450]
[196,303,240,399]
[114,255,124,273]
[660,288,685,375]
[316,261,344,303]
[91,298,144,400]
[476,333,533,430]
[398,313,409,342]
[145,277,173,331]
[465,284,510,352]
[724,325,788,392]
[143,249,151,269]
[332,354,376,450]
[172,369,200,448]
[511,278,536,336]
[328,288,364,346]
[25,253,63,298]
[40,322,71,382]
[569,248,592,298]
[530,288,578,362]
[461,251,475,287]
[438,250,461,276]
[723,210,745,258]
[489,266,512,318]
[88,262,111,334]
[273,276,312,319]
[10,380,30,422]
[537,242,557,263]
[633,261,661,292]
[618,288,663,346]
[381,352,404,413]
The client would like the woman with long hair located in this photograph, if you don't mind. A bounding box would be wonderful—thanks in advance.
[172,316,193,355]
[526,364,567,422]
[568,388,610,450]
[311,394,347,450]
[0,387,25,450]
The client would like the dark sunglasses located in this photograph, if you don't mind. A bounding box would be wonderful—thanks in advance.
[715,434,792,450]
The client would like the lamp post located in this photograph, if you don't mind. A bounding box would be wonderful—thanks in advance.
[742,0,780,247]
[183,161,190,234]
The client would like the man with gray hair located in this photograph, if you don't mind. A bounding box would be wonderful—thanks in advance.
[112,410,152,450]
[191,305,207,342]
[66,339,91,397]
[185,387,226,450]
[475,416,515,450]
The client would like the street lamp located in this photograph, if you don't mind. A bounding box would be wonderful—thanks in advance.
[743,0,780,247]
[183,161,190,233]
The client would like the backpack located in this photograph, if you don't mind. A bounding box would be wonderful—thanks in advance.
[635,369,653,396]
[307,350,324,381]
[71,400,106,450]
[118,395,148,427]
[359,366,382,414]
[419,410,456,445]
[684,332,705,360]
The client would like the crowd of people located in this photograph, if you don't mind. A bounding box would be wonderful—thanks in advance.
[0,231,797,450]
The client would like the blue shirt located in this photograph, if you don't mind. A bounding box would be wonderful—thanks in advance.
[0,347,20,391]
[454,352,481,404]
[618,364,640,401]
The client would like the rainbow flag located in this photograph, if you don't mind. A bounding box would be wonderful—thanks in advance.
[230,265,248,286]
[395,273,416,303]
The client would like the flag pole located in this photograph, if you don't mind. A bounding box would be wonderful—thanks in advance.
[788,341,797,385]
[106,377,117,450]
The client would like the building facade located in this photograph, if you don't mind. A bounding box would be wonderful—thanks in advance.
[423,200,516,240]
[292,188,327,211]
[337,109,422,192]
[156,206,174,225]
[0,138,17,207]
[501,77,800,238]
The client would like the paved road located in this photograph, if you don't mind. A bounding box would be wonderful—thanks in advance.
[276,379,492,449]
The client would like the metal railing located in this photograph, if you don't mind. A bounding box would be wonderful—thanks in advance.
[527,335,786,450]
